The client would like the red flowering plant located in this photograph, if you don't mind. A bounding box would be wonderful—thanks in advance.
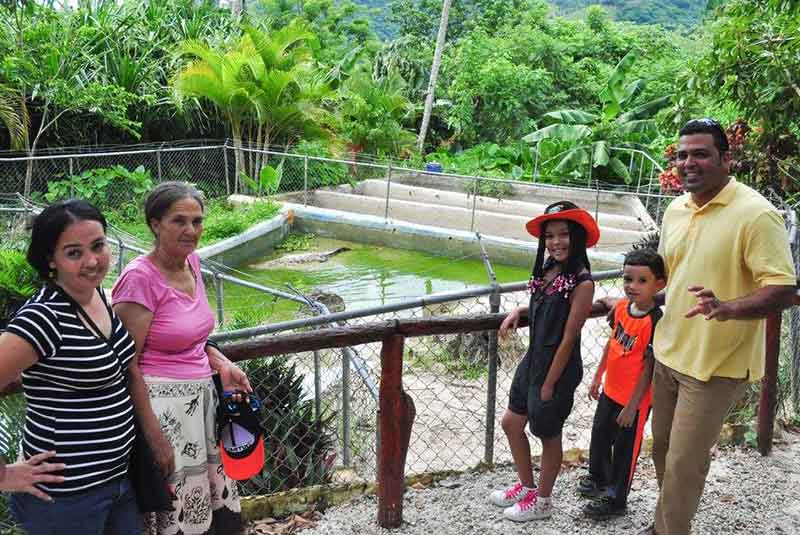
[658,143,683,194]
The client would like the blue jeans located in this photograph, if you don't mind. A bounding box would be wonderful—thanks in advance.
[10,476,139,535]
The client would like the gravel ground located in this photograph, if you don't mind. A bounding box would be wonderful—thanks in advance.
[299,432,800,535]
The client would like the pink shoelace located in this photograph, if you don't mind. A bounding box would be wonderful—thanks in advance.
[516,489,538,511]
[504,482,525,499]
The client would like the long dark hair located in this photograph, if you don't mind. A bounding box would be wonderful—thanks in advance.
[27,199,107,280]
[531,219,591,280]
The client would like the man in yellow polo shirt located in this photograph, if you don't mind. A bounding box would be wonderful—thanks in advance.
[639,119,797,535]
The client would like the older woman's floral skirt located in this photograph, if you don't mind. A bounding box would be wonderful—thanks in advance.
[140,376,243,535]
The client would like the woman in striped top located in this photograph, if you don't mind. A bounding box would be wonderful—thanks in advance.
[0,200,139,535]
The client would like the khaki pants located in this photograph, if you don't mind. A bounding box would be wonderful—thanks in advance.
[652,361,748,535]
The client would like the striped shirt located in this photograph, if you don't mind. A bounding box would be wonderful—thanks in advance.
[5,286,136,494]
[0,422,10,458]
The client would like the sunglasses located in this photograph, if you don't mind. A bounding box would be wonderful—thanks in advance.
[683,118,730,151]
[223,392,261,414]
[545,202,578,215]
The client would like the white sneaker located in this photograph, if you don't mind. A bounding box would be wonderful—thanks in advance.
[489,482,535,507]
[503,491,553,522]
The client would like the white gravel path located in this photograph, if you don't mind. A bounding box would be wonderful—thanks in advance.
[301,433,800,535]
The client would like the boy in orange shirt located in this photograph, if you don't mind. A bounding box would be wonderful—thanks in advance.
[578,248,666,519]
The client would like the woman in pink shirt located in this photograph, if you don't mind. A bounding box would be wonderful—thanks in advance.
[112,182,251,535]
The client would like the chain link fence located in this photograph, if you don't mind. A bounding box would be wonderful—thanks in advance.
[0,140,671,244]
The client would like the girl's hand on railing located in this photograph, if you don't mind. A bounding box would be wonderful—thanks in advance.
[498,307,521,338]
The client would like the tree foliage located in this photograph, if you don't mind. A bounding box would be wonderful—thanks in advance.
[697,0,800,190]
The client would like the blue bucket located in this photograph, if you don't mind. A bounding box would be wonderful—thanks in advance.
[425,162,443,173]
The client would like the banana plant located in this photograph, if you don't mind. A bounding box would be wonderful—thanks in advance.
[240,161,284,197]
[523,50,671,183]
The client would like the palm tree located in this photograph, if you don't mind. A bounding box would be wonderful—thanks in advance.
[241,23,333,174]
[523,50,671,183]
[0,83,28,151]
[339,70,415,164]
[174,23,329,190]
[417,0,452,153]
[174,39,256,189]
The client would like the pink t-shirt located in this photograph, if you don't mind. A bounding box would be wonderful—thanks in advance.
[112,252,214,380]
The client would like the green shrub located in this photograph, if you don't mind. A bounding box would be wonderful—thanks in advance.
[238,356,337,495]
[45,165,154,220]
[276,233,316,253]
[200,199,280,245]
[0,248,39,329]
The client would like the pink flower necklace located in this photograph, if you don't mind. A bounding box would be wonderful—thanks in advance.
[527,268,578,299]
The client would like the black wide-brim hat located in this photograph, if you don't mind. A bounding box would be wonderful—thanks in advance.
[525,201,601,247]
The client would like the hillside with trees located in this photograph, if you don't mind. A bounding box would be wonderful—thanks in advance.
[0,0,796,195]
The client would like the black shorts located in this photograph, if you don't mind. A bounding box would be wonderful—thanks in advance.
[509,354,578,439]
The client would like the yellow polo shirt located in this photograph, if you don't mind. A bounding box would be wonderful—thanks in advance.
[655,178,796,381]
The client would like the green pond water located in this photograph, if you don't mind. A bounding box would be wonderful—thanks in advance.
[214,236,532,327]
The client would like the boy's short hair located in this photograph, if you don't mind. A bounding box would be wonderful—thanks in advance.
[624,248,666,281]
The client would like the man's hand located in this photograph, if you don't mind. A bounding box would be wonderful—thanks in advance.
[685,286,734,321]
[589,376,602,401]
[616,405,636,428]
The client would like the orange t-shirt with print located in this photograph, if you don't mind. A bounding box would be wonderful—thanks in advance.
[603,299,662,409]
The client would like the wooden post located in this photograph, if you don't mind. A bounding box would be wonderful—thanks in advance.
[757,311,782,456]
[377,334,416,528]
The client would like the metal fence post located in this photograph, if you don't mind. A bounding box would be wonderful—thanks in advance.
[342,346,352,467]
[478,234,499,466]
[214,272,224,326]
[485,289,500,466]
[116,238,125,275]
[303,155,309,206]
[532,143,539,183]
[157,147,163,182]
[68,157,75,196]
[223,143,230,195]
[384,162,393,221]
[313,349,322,421]
[470,177,479,232]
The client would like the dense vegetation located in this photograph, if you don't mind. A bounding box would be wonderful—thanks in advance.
[0,0,797,194]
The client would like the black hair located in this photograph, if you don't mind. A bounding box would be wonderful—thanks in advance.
[144,181,205,236]
[623,248,666,281]
[532,218,592,280]
[27,199,107,280]
[679,118,730,154]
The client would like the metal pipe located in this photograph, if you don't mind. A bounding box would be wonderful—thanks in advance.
[223,144,230,195]
[470,177,479,232]
[0,144,225,163]
[384,162,393,221]
[116,238,125,275]
[214,272,225,326]
[313,349,321,420]
[209,269,623,343]
[303,155,309,206]
[477,234,499,466]
[342,342,351,466]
